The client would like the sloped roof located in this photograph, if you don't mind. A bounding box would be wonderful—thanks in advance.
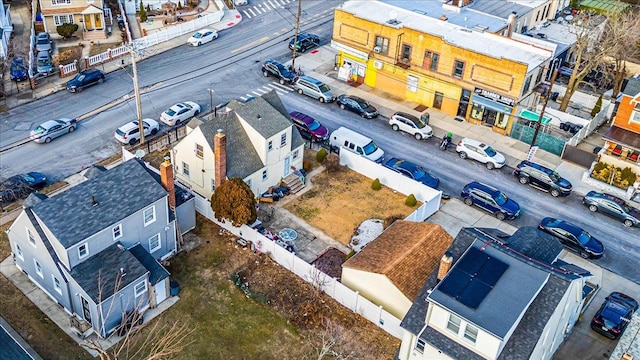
[622,77,640,97]
[129,244,170,285]
[228,91,295,139]
[32,159,167,248]
[344,221,453,301]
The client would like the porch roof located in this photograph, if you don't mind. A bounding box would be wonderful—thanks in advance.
[603,125,640,152]
[42,7,87,15]
[81,4,103,15]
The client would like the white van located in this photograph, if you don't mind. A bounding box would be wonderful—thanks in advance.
[329,127,384,163]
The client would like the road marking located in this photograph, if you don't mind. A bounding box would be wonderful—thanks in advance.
[262,2,271,10]
[268,0,279,9]
[267,82,294,91]
[243,10,251,18]
[231,36,269,53]
[248,8,257,16]
[252,89,267,96]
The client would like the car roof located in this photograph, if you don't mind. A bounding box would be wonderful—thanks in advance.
[343,94,365,102]
[548,218,583,235]
[297,33,317,40]
[461,138,489,148]
[393,111,418,120]
[519,160,553,172]
[170,103,187,110]
[40,119,67,128]
[298,75,323,85]
[466,181,499,194]
[589,191,625,204]
[118,118,157,131]
[196,28,213,33]
[289,111,314,124]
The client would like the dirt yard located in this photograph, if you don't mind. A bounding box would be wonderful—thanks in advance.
[284,164,419,245]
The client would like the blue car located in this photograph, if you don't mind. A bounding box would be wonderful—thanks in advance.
[538,217,604,259]
[10,57,28,82]
[461,182,520,220]
[591,292,638,339]
[383,158,439,189]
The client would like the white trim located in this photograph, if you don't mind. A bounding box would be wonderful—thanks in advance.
[134,280,147,297]
[15,244,24,261]
[149,233,161,253]
[34,259,44,278]
[78,243,89,259]
[27,228,36,247]
[143,206,156,226]
[112,224,123,240]
[52,275,62,295]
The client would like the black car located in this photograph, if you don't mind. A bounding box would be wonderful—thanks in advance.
[591,292,638,339]
[261,59,296,84]
[0,172,47,204]
[461,182,520,220]
[583,191,640,228]
[336,94,379,119]
[513,160,572,197]
[288,33,320,53]
[538,217,604,259]
[66,69,105,93]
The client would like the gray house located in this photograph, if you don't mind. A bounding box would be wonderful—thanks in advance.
[7,158,195,338]
[397,227,595,360]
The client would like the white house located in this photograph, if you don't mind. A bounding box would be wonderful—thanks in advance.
[172,90,305,199]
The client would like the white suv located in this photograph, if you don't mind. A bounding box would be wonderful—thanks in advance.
[114,119,160,145]
[388,111,433,140]
[455,138,505,170]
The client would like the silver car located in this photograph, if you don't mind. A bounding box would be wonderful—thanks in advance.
[30,118,77,143]
[35,32,52,53]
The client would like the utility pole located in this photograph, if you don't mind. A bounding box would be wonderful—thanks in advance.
[530,68,558,150]
[291,0,302,70]
[127,44,145,144]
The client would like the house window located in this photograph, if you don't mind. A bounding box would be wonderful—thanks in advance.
[149,233,161,253]
[262,170,268,181]
[464,325,478,344]
[401,44,412,62]
[415,338,426,353]
[280,133,287,147]
[51,0,71,5]
[195,144,204,158]
[27,228,36,247]
[292,149,300,160]
[143,206,156,226]
[211,178,216,191]
[453,60,465,79]
[245,179,252,189]
[447,314,461,334]
[78,243,89,259]
[523,75,532,95]
[15,244,24,261]
[34,260,44,278]
[112,224,122,240]
[52,275,62,295]
[134,280,147,297]
[631,103,640,124]
[423,51,439,71]
[268,140,273,152]
[374,36,390,55]
[53,14,74,26]
[182,162,190,177]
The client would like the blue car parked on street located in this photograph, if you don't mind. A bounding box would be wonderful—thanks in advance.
[10,57,28,82]
[461,181,520,220]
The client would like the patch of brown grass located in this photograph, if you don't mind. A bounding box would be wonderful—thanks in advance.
[285,168,418,245]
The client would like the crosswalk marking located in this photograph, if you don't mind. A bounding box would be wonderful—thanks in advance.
[242,0,296,19]
[238,82,294,101]
[266,82,294,91]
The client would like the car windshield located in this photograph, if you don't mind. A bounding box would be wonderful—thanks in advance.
[308,120,321,131]
[193,32,203,38]
[32,126,46,134]
[410,167,426,180]
[37,39,48,44]
[74,74,86,81]
[38,57,49,66]
[357,99,370,107]
[415,119,427,128]
[494,192,508,206]
[11,62,23,71]
[576,231,591,245]
[319,84,331,92]
[363,141,379,155]
[485,146,497,157]
[165,109,177,116]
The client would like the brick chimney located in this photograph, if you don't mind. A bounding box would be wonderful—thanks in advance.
[214,129,227,187]
[160,155,176,209]
[437,251,454,282]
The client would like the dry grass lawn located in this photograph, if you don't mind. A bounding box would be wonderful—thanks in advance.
[285,164,419,245]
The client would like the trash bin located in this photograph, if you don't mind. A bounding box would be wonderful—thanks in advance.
[170,280,180,296]
[420,112,430,125]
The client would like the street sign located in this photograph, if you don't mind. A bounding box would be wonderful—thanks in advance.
[527,146,538,161]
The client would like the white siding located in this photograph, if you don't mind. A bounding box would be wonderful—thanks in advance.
[341,267,412,319]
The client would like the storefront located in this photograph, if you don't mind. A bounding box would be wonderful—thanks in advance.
[469,87,515,133]
[331,40,368,84]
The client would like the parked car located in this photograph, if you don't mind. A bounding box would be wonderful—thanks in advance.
[35,32,52,53]
[388,111,433,140]
[336,94,378,119]
[583,191,640,227]
[114,119,160,145]
[10,57,28,82]
[0,172,47,204]
[30,118,77,143]
[456,138,506,170]
[461,181,520,220]
[538,217,604,259]
[160,102,201,126]
[289,111,328,141]
[36,51,53,74]
[234,0,248,5]
[66,69,105,93]
[293,76,335,103]
[591,292,638,339]
[261,59,297,84]
[384,157,439,189]
[289,33,320,53]
[187,29,218,46]
[513,160,572,197]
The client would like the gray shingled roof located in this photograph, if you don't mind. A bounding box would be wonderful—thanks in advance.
[622,77,640,96]
[228,92,295,139]
[200,113,264,180]
[129,244,170,285]
[70,242,148,302]
[32,159,167,248]
[259,90,305,150]
[23,192,48,208]
[467,0,530,19]
[482,226,564,264]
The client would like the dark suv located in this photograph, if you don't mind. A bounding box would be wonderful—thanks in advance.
[461,181,521,220]
[66,69,105,93]
[513,160,572,197]
[289,111,328,142]
[289,33,320,53]
[261,59,296,84]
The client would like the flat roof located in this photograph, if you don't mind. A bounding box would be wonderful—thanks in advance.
[341,0,551,71]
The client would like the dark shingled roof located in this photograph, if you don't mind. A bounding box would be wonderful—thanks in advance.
[71,242,148,302]
[227,91,293,139]
[0,319,40,360]
[23,192,48,208]
[129,244,170,285]
[83,165,107,180]
[622,77,640,96]
[25,208,68,282]
[31,159,167,248]
[479,226,564,264]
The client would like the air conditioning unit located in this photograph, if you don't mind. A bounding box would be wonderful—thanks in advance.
[373,60,383,70]
[373,46,381,53]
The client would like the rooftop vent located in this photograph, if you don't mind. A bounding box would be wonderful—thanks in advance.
[91,196,98,207]
[387,19,401,25]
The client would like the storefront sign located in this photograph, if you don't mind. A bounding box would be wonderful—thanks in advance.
[474,87,515,107]
[331,40,369,61]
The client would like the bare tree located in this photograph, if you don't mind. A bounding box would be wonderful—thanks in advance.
[601,9,640,95]
[306,318,365,360]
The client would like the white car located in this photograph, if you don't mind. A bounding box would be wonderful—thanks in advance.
[187,29,218,46]
[455,138,506,170]
[160,101,201,126]
[114,118,160,145]
[388,111,433,140]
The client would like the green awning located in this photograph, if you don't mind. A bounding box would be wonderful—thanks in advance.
[579,0,630,15]
[520,110,552,125]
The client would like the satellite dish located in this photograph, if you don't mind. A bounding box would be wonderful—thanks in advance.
[389,10,397,21]
[135,149,146,159]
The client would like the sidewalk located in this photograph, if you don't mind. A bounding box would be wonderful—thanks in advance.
[285,46,598,196]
